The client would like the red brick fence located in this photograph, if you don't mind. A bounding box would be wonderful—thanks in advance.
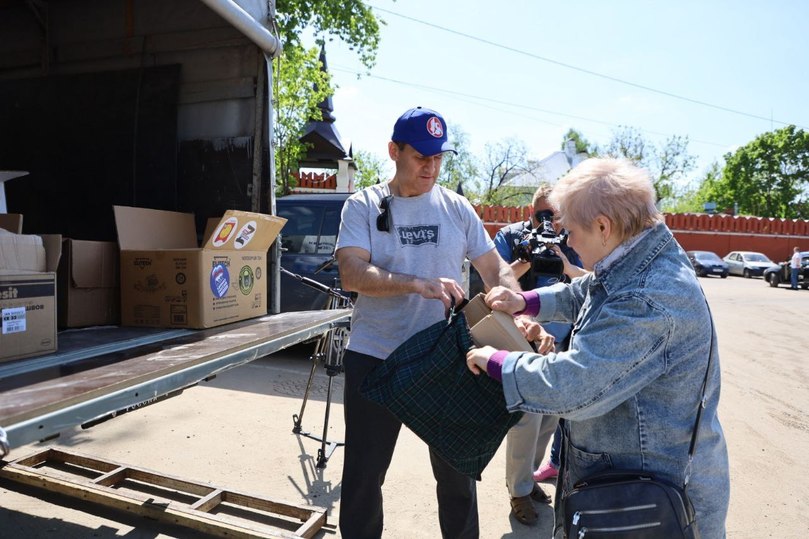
[475,205,809,263]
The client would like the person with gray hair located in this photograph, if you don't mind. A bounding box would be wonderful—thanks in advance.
[466,158,730,538]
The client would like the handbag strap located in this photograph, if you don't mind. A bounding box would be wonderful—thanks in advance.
[683,299,715,489]
[369,298,466,385]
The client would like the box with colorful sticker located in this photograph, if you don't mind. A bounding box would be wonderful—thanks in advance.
[113,206,286,329]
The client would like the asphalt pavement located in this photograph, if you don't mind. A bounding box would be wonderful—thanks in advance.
[0,275,807,538]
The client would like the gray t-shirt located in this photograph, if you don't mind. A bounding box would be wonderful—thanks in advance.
[336,182,495,359]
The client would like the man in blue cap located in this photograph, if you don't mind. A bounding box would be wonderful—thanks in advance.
[335,106,523,538]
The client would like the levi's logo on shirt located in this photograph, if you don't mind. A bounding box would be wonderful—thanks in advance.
[397,225,439,246]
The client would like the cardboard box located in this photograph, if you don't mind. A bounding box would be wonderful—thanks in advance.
[0,232,61,363]
[58,239,120,328]
[0,213,23,233]
[462,293,533,352]
[114,206,286,329]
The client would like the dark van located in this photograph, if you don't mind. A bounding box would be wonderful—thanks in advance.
[276,193,352,312]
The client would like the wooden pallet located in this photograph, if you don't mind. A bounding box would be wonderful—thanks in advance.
[0,448,327,539]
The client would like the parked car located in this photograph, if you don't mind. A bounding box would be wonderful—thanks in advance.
[723,251,774,278]
[763,251,809,289]
[276,193,352,312]
[686,250,729,278]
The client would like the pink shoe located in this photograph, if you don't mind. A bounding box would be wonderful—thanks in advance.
[533,461,559,482]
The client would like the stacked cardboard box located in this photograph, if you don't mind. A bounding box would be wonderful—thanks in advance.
[0,215,61,363]
[57,239,120,328]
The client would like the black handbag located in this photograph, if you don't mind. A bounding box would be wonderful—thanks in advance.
[559,314,715,539]
[562,470,698,538]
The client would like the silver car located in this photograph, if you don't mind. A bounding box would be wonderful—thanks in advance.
[723,251,774,278]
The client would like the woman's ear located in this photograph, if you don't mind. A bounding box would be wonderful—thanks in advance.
[595,215,612,246]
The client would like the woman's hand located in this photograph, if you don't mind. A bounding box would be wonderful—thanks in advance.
[514,317,555,353]
[551,245,588,279]
[466,345,497,375]
[484,286,525,314]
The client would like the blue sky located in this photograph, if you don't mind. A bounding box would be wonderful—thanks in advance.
[316,1,808,188]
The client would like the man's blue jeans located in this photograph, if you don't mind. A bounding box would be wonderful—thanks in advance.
[792,267,800,289]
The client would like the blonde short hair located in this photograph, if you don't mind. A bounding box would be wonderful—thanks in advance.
[549,158,662,242]
[531,183,554,208]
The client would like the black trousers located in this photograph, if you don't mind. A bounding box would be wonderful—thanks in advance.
[339,350,479,539]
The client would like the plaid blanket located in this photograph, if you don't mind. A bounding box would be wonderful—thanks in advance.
[360,311,522,479]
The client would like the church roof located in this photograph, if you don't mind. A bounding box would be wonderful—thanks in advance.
[298,45,351,167]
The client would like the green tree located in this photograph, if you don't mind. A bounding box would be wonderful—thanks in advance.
[596,126,696,205]
[437,125,478,194]
[353,149,389,189]
[273,45,330,194]
[561,128,592,155]
[275,0,381,70]
[714,125,809,218]
[478,138,534,206]
[678,161,727,214]
[272,1,383,194]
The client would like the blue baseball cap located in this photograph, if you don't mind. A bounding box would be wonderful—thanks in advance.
[391,106,457,156]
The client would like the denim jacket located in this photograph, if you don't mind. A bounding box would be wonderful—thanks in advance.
[500,222,729,539]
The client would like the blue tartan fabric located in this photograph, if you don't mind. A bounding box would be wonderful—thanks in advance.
[360,311,523,479]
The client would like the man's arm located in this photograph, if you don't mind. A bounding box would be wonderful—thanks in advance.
[336,246,465,308]
[510,259,531,279]
[493,227,531,281]
[471,249,520,292]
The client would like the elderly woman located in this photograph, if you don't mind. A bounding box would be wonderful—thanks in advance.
[467,158,729,538]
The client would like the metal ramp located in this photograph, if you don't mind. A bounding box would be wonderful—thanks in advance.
[0,309,351,454]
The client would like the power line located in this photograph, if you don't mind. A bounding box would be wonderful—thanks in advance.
[369,4,803,129]
[331,65,728,149]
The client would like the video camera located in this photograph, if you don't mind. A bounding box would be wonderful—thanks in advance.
[514,209,568,279]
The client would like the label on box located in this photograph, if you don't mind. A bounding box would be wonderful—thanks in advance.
[234,221,257,249]
[210,263,230,298]
[212,217,238,247]
[2,306,26,334]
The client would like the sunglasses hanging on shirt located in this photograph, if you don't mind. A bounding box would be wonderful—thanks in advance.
[376,194,393,232]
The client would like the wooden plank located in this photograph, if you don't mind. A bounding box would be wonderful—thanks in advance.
[127,468,216,498]
[1,448,328,539]
[14,448,53,468]
[297,511,329,539]
[49,449,121,474]
[93,466,128,487]
[192,489,223,512]
[225,491,314,521]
